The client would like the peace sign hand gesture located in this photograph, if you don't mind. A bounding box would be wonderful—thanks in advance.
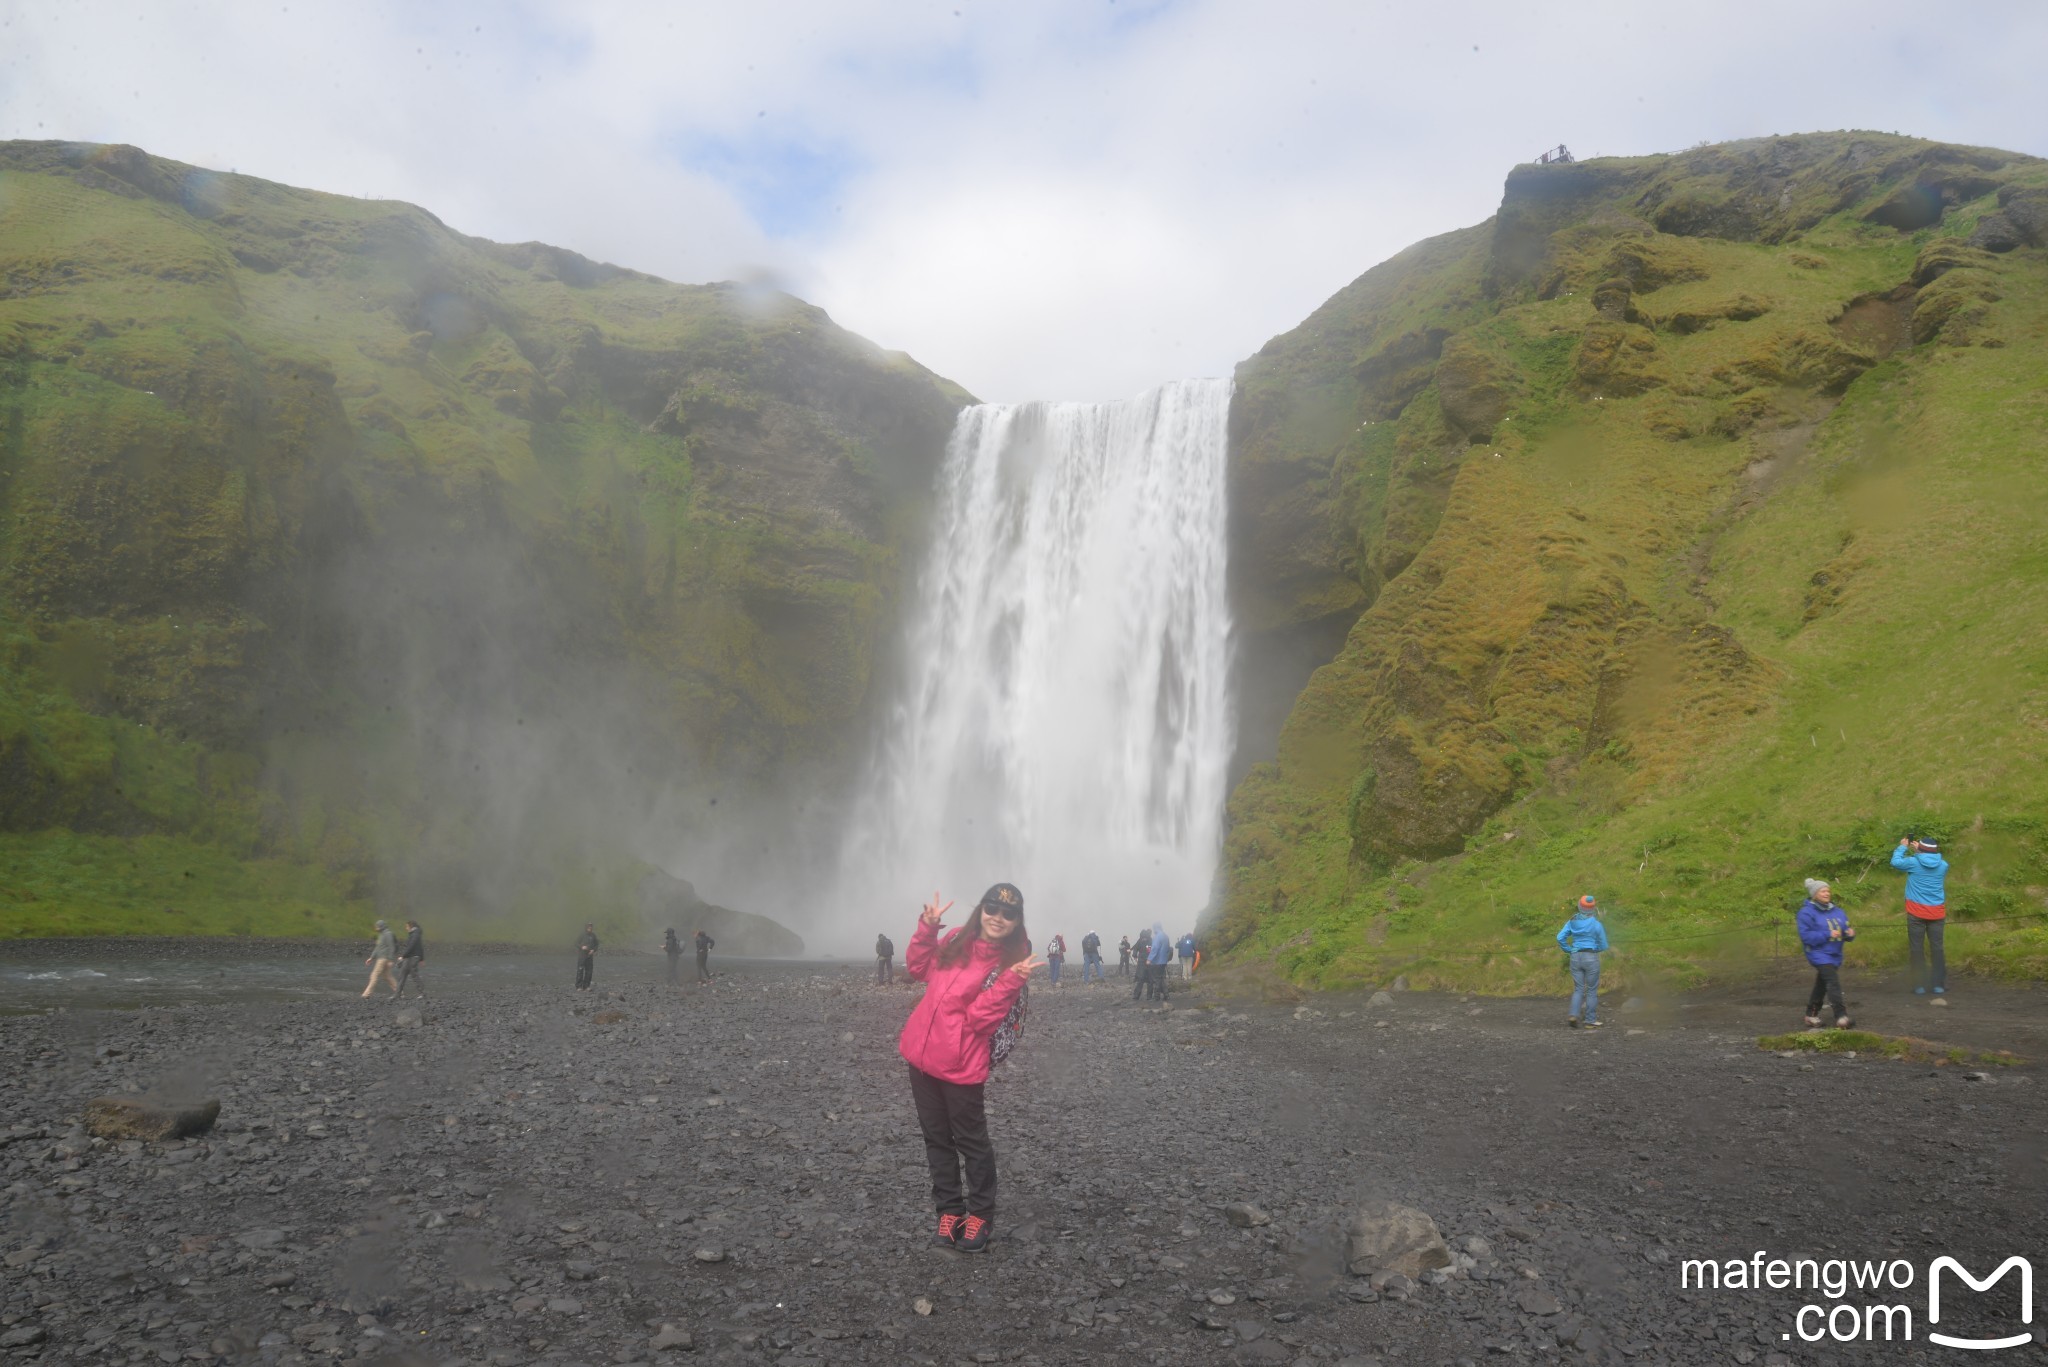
[1009,954,1045,979]
[920,893,953,928]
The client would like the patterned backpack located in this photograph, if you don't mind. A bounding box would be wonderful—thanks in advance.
[981,966,1029,1067]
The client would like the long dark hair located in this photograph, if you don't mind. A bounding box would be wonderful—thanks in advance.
[935,904,1031,972]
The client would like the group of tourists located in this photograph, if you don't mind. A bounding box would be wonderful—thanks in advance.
[581,924,713,988]
[1554,835,1953,1031]
[1789,836,1949,1026]
[348,831,1961,1261]
[359,918,427,999]
[356,919,719,998]
[877,925,1199,997]
[659,926,717,985]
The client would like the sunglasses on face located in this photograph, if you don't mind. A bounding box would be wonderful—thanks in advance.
[979,906,1017,923]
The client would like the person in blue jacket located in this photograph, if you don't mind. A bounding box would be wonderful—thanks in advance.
[1795,879,1855,1028]
[1890,836,1950,995]
[1145,922,1172,1001]
[1555,895,1609,1029]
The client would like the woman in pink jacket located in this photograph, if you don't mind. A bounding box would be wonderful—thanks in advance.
[899,881,1040,1253]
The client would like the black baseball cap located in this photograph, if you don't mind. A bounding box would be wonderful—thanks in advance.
[978,882,1025,917]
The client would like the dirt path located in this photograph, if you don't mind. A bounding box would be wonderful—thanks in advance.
[2,965,2041,1366]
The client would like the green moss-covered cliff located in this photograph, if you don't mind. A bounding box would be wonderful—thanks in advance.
[0,141,970,939]
[1222,132,2048,987]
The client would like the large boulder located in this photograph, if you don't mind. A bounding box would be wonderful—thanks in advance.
[1996,185,2048,244]
[1966,213,2026,253]
[84,1095,219,1141]
[1345,1201,1453,1278]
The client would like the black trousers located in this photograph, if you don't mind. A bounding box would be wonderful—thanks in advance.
[576,954,594,989]
[1907,916,1946,990]
[1807,963,1846,1018]
[1118,956,1130,975]
[877,956,894,985]
[908,1064,996,1219]
[665,952,680,984]
[696,951,710,982]
[395,957,426,998]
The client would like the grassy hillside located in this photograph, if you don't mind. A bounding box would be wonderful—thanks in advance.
[1219,132,2048,990]
[0,141,969,940]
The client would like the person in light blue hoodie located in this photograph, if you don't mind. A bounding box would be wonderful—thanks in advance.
[1890,836,1950,995]
[1556,895,1609,1029]
[1145,921,1172,1001]
[1795,879,1855,1028]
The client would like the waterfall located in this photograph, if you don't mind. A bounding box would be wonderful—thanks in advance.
[843,377,1235,938]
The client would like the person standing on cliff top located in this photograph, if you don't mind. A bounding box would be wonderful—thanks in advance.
[575,923,599,990]
[899,883,1041,1252]
[1556,896,1608,1029]
[362,919,399,999]
[1891,836,1950,996]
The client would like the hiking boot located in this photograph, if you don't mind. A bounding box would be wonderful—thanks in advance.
[1582,1020,1606,1030]
[1566,1015,1580,1028]
[933,1213,964,1248]
[956,1214,992,1253]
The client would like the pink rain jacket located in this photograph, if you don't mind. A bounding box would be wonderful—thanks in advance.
[898,918,1025,1086]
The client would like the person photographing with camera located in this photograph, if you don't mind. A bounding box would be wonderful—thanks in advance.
[1890,835,1949,996]
[1796,879,1855,1028]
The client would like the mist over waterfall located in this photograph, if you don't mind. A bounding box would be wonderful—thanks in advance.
[843,378,1235,940]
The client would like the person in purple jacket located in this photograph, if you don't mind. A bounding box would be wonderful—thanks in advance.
[1796,880,1856,1029]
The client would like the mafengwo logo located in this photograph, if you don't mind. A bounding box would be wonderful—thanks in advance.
[1928,1257,2032,1351]
[1680,1251,2035,1349]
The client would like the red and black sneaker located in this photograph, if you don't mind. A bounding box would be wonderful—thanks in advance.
[956,1214,992,1253]
[933,1213,963,1247]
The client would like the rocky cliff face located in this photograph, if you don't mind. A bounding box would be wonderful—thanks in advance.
[1221,133,2048,986]
[0,141,969,937]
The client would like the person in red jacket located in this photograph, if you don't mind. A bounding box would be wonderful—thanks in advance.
[899,882,1041,1253]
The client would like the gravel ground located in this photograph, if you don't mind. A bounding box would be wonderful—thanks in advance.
[2,960,2042,1367]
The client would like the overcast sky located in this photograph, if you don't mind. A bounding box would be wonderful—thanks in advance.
[6,1,2044,403]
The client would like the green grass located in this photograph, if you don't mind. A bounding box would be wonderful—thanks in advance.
[0,140,969,939]
[1220,132,2048,990]
[1757,1030,2023,1066]
[0,829,363,938]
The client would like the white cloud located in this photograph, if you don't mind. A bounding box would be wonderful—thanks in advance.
[4,0,2044,402]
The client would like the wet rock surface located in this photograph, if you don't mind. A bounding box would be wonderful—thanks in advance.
[2,962,2042,1365]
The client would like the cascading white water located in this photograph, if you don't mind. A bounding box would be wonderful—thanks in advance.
[843,377,1235,938]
